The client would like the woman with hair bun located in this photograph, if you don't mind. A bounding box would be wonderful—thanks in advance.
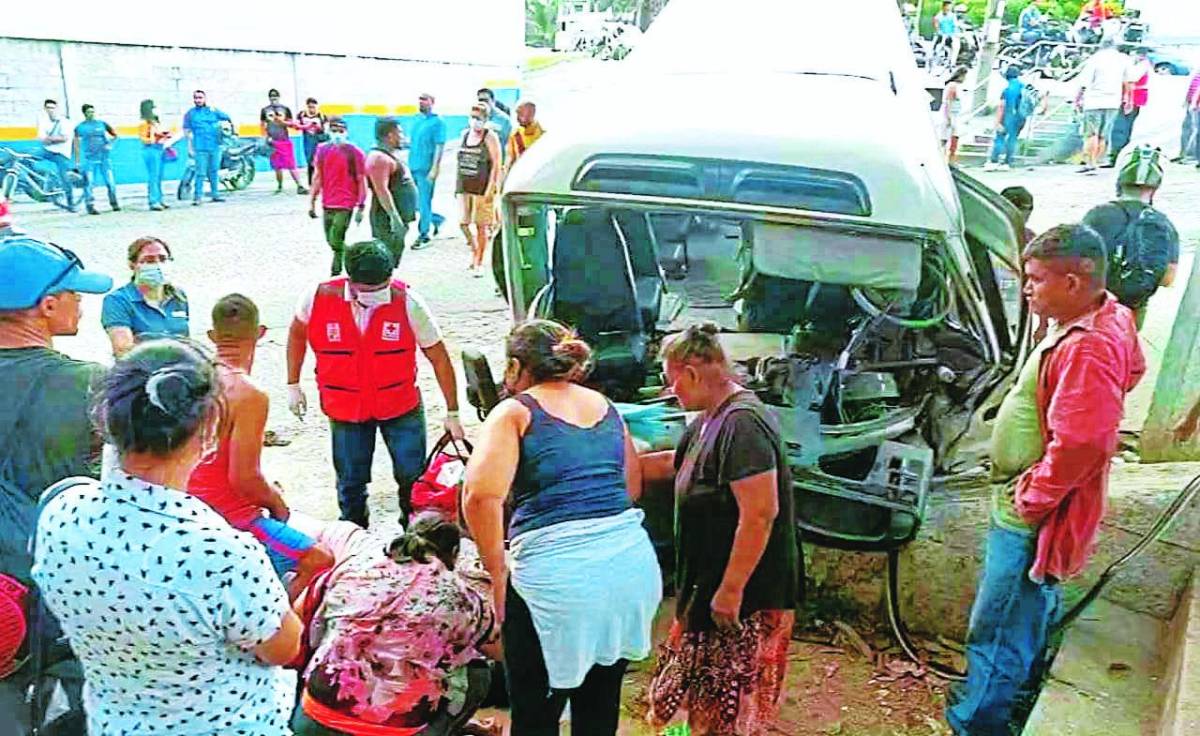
[463,319,661,735]
[293,511,500,735]
[639,322,801,736]
[31,338,302,735]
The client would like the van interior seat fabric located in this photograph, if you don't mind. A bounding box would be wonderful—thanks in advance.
[610,210,665,331]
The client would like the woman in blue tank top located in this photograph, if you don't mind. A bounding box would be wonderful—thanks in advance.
[464,320,661,736]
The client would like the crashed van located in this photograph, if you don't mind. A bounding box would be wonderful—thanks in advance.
[467,6,1030,553]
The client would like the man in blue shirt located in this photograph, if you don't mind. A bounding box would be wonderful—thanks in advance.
[1019,0,1045,43]
[182,90,233,206]
[932,2,960,67]
[73,104,120,215]
[985,67,1030,171]
[409,93,447,249]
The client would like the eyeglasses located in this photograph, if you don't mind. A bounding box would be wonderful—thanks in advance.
[34,243,83,304]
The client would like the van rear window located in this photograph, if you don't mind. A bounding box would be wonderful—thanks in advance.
[571,155,871,217]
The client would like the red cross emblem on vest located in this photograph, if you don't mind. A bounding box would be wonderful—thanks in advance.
[382,321,402,342]
[326,323,341,342]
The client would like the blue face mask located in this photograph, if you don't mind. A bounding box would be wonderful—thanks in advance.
[135,264,166,288]
[330,130,349,145]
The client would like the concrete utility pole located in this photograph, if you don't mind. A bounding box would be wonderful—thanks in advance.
[1141,251,1200,462]
[971,0,1005,113]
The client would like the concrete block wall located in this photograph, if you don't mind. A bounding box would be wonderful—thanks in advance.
[0,37,520,186]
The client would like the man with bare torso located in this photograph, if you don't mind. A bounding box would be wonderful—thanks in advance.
[188,293,332,600]
[366,117,418,266]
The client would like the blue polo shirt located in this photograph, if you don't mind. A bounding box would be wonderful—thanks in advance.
[100,282,190,341]
[182,106,232,152]
[74,119,115,161]
[408,112,447,174]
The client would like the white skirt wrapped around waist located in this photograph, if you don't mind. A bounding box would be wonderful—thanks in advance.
[509,507,663,689]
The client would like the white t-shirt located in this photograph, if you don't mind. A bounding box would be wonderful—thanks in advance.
[295,282,442,348]
[36,113,73,157]
[1079,48,1130,111]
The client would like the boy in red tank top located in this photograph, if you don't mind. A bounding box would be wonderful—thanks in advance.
[188,294,332,599]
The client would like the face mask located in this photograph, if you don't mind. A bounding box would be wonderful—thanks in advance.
[354,287,390,308]
[469,118,485,131]
[330,130,348,145]
[135,264,166,288]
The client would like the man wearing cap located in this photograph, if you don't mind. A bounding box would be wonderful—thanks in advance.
[0,235,112,732]
[286,240,464,527]
[409,94,447,250]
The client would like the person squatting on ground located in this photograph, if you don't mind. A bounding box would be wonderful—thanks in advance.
[182,90,232,206]
[36,99,78,212]
[101,236,190,357]
[287,239,464,528]
[409,93,447,250]
[138,99,173,211]
[73,104,120,215]
[32,338,304,735]
[637,323,801,736]
[0,235,113,734]
[366,117,418,266]
[293,512,501,736]
[458,102,502,276]
[1081,145,1179,329]
[188,294,333,600]
[945,223,1144,736]
[464,320,662,736]
[308,117,367,276]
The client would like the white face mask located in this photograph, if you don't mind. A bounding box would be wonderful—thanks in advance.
[469,117,485,132]
[354,287,390,308]
[330,130,348,145]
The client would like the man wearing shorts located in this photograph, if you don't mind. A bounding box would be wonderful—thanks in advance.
[189,293,333,600]
[457,102,502,275]
[1075,36,1128,173]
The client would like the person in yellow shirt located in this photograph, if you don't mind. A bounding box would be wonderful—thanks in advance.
[138,99,175,211]
[506,101,545,171]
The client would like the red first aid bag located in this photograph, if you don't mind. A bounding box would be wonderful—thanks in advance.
[410,433,472,519]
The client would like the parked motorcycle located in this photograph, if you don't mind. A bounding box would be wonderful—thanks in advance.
[0,147,83,211]
[177,123,257,200]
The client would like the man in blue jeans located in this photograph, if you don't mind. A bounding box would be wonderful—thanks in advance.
[285,240,465,527]
[182,90,232,206]
[73,104,120,215]
[35,99,78,212]
[984,67,1029,171]
[409,93,447,249]
[946,224,1144,735]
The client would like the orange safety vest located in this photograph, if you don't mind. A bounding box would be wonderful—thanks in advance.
[307,278,420,423]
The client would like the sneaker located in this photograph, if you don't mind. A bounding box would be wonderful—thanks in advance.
[111,204,121,212]
[297,186,309,195]
[211,197,226,203]
[86,206,100,215]
[997,163,1011,171]
[149,203,166,212]
[193,201,201,206]
[1077,165,1095,174]
[160,202,170,209]
[433,223,440,237]
[1099,161,1116,169]
[982,162,1000,171]
[412,236,433,251]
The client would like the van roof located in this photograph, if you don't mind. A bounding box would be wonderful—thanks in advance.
[504,72,960,234]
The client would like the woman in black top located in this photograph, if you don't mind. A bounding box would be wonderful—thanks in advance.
[639,322,801,736]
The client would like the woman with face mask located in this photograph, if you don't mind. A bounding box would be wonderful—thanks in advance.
[138,99,175,211]
[463,319,661,735]
[31,339,303,736]
[456,102,502,276]
[101,236,191,357]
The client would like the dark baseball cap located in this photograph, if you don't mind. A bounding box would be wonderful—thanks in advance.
[0,236,113,310]
[344,240,394,285]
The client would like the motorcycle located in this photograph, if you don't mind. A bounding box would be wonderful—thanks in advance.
[177,123,258,200]
[0,147,83,211]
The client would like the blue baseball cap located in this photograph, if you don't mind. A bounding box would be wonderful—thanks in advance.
[0,236,113,310]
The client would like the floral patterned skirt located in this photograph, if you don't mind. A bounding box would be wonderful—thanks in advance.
[648,610,794,735]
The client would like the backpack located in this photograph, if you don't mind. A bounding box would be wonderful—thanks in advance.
[1018,83,1040,120]
[410,434,472,521]
[1105,203,1169,310]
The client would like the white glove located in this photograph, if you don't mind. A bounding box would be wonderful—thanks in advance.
[444,411,465,441]
[287,384,307,420]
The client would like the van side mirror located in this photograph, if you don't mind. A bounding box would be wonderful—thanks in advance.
[462,349,501,420]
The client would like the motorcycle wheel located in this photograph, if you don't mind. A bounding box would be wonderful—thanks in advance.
[177,168,195,201]
[235,158,255,190]
[41,170,70,211]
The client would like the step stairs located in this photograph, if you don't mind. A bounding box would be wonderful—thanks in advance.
[955,98,1078,168]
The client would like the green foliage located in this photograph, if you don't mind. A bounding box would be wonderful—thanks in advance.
[526,0,561,48]
[909,0,1123,38]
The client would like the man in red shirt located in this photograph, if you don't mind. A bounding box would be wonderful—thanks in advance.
[189,294,333,600]
[309,117,367,275]
[947,223,1144,735]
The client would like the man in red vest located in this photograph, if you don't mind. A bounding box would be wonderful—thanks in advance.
[286,239,464,527]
